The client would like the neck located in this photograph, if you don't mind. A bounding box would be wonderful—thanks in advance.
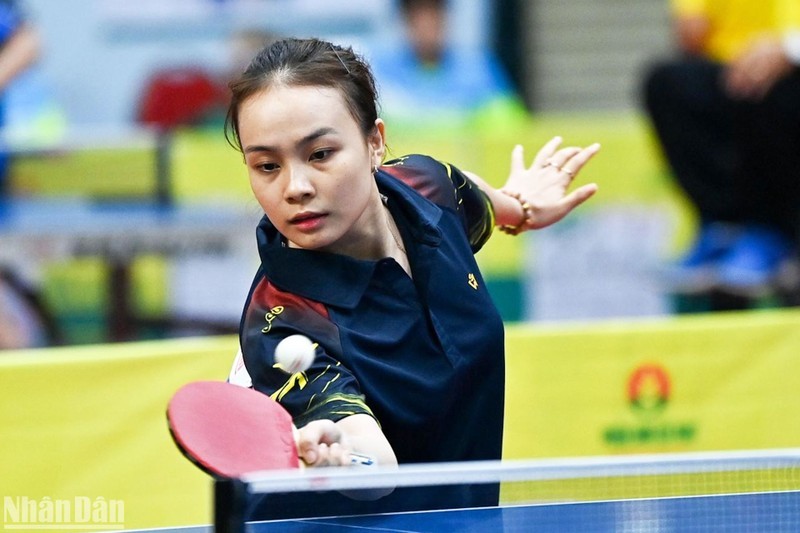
[313,190,406,263]
[381,198,411,276]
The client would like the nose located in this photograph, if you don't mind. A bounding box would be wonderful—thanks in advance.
[284,165,315,202]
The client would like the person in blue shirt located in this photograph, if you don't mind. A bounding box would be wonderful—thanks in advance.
[224,37,599,518]
[368,0,527,127]
[0,0,40,193]
[0,1,53,351]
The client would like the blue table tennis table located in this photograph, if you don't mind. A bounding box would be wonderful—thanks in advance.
[126,451,800,532]
[243,491,800,532]
[134,490,800,532]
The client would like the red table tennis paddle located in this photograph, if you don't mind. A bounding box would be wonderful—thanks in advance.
[167,380,303,478]
[167,380,374,478]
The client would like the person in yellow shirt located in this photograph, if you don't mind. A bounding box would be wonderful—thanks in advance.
[642,0,800,303]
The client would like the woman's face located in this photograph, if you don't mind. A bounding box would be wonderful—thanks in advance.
[238,84,385,254]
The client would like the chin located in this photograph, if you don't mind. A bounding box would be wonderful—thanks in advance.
[287,234,332,251]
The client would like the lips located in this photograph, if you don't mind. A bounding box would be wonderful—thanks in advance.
[289,211,327,231]
[290,211,323,222]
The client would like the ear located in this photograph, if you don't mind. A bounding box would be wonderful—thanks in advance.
[368,119,386,168]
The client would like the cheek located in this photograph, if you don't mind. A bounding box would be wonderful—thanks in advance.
[332,170,371,212]
[248,174,280,213]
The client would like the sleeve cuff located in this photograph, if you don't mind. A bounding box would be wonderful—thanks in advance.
[294,392,376,428]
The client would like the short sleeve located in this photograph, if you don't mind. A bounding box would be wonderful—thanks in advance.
[239,276,376,428]
[256,338,376,428]
[382,154,495,252]
[446,160,496,252]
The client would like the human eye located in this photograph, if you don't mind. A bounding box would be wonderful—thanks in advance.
[309,148,333,162]
[254,161,280,173]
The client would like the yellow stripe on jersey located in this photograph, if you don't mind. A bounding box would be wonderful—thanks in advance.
[320,372,341,394]
[270,371,308,402]
[314,393,375,418]
[294,392,377,428]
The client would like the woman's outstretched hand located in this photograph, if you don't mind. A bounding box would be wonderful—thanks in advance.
[502,136,600,230]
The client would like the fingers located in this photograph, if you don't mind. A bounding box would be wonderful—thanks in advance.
[296,420,353,467]
[545,147,582,173]
[531,136,563,169]
[558,143,601,178]
[304,441,351,467]
[533,138,600,179]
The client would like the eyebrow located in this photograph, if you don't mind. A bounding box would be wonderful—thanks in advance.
[243,127,338,154]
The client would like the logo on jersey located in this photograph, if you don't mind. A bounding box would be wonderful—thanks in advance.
[261,306,285,333]
[468,273,479,290]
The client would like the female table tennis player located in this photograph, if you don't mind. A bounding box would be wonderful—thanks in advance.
[224,37,599,518]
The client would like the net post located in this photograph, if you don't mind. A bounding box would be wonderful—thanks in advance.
[214,478,248,533]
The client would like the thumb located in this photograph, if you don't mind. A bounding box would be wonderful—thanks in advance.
[509,144,525,174]
[562,183,598,212]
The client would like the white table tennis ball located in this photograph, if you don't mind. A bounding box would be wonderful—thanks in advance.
[274,334,316,374]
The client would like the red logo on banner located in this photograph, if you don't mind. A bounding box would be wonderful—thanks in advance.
[603,363,695,446]
[628,364,670,414]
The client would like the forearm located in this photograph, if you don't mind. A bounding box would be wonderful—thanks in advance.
[463,170,524,228]
[0,25,40,90]
[336,413,398,469]
[334,414,397,500]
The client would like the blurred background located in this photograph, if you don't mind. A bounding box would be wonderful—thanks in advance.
[4,2,800,531]
[1,0,709,349]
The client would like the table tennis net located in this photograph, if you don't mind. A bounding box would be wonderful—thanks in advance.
[216,448,800,532]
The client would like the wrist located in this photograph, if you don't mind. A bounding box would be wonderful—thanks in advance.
[497,189,533,235]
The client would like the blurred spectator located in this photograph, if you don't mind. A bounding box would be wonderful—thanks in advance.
[0,268,54,349]
[642,0,800,303]
[368,0,528,128]
[0,2,64,349]
[137,28,279,133]
[0,0,44,194]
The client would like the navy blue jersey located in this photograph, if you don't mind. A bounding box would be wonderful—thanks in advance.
[239,155,505,518]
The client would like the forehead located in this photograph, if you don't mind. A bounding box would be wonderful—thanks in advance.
[243,84,351,123]
[238,84,363,149]
[239,85,363,150]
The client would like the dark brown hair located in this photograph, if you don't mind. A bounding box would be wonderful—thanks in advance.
[225,38,380,151]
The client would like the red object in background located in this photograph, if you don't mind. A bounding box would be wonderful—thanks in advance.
[137,67,226,130]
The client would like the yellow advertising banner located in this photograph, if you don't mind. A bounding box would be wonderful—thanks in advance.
[0,336,237,532]
[2,309,800,530]
[504,309,800,459]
